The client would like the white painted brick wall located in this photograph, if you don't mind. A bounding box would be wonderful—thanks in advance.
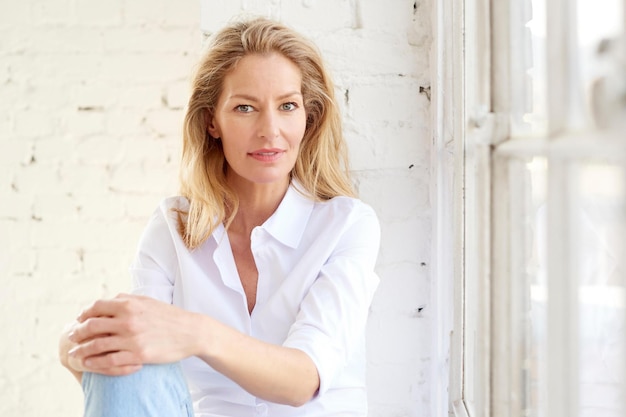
[0,1,433,416]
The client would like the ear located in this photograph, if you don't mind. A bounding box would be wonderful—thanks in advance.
[206,112,221,139]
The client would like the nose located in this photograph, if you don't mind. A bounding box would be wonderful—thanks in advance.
[257,109,280,139]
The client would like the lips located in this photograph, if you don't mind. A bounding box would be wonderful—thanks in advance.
[248,149,284,162]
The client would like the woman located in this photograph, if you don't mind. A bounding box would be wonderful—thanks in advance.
[59,17,380,417]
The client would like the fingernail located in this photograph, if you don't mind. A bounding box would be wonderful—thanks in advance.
[68,346,78,357]
[68,331,75,341]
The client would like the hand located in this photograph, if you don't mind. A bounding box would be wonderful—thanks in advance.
[58,321,91,382]
[67,294,195,376]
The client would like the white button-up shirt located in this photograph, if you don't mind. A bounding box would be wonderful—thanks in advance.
[130,182,381,417]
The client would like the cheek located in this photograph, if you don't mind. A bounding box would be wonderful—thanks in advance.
[291,115,307,146]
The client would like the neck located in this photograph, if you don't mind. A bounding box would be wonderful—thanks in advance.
[227,177,291,236]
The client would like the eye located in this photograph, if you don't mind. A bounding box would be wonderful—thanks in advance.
[235,104,254,113]
[280,102,298,111]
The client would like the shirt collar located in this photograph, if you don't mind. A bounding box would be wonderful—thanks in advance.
[261,180,315,249]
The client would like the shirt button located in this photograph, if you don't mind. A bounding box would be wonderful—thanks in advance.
[256,402,268,416]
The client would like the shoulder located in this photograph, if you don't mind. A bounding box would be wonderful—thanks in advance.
[158,196,190,214]
[314,195,379,224]
[151,196,189,224]
[140,196,190,244]
[308,196,380,243]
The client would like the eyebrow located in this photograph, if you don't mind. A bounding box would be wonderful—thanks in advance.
[228,91,303,102]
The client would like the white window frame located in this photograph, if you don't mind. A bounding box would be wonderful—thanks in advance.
[434,0,626,416]
[432,0,494,415]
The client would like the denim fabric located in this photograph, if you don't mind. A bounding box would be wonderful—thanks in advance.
[82,363,193,417]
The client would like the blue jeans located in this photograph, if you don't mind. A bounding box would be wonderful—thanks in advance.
[82,363,194,417]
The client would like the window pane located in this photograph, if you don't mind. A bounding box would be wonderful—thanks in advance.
[511,0,548,137]
[511,157,626,417]
[576,163,626,417]
[526,156,548,417]
[575,0,625,129]
[507,156,548,417]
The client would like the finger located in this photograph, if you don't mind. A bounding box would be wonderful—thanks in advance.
[69,334,129,360]
[77,294,136,322]
[69,316,119,343]
[83,350,143,372]
[94,364,143,377]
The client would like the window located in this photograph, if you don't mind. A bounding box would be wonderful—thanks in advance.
[434,0,626,416]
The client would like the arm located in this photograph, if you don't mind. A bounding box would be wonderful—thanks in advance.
[194,313,320,406]
[67,294,319,406]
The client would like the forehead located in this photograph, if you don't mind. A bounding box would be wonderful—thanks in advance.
[221,52,303,95]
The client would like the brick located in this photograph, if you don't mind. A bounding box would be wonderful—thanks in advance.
[346,121,430,171]
[74,0,123,27]
[379,217,431,266]
[108,163,178,195]
[21,82,73,111]
[115,84,165,109]
[31,193,79,223]
[40,53,105,81]
[123,0,167,27]
[82,249,134,275]
[97,53,195,83]
[12,164,63,195]
[56,163,110,195]
[35,248,84,278]
[74,192,126,221]
[354,169,430,219]
[162,1,202,28]
[358,0,415,32]
[70,83,119,110]
[0,2,32,29]
[103,26,200,54]
[26,26,105,54]
[143,108,185,137]
[371,263,430,314]
[200,0,242,33]
[31,0,73,26]
[29,219,87,249]
[164,80,191,110]
[0,27,32,55]
[105,110,152,137]
[0,109,14,137]
[120,136,172,167]
[281,0,355,32]
[33,137,78,166]
[0,139,33,169]
[349,78,425,123]
[13,109,61,139]
[316,31,424,77]
[0,220,32,252]
[0,241,37,276]
[0,192,32,221]
[72,136,125,166]
[408,0,432,47]
[123,193,167,219]
[62,109,107,137]
[124,2,198,29]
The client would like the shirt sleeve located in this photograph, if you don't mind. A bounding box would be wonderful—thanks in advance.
[129,203,178,304]
[282,203,381,396]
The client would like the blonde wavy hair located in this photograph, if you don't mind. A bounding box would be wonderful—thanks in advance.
[179,17,355,249]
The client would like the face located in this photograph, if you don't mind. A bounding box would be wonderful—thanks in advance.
[208,52,307,189]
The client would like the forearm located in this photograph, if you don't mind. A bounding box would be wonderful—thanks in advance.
[192,313,319,407]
